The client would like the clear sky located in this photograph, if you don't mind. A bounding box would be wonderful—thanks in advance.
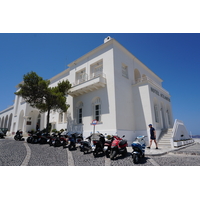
[0,33,199,135]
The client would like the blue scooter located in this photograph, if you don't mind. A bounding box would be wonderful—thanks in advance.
[131,136,147,164]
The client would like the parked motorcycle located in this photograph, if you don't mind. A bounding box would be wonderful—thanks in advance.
[0,128,8,139]
[66,132,83,150]
[110,135,128,160]
[27,131,34,143]
[31,130,42,144]
[92,133,105,157]
[53,132,69,148]
[14,130,25,141]
[39,132,51,144]
[49,132,60,146]
[103,134,115,158]
[80,133,106,156]
[80,134,93,154]
[131,136,147,164]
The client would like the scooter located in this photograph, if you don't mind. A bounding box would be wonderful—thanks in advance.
[27,131,34,143]
[131,136,147,164]
[48,132,58,146]
[80,134,93,154]
[92,133,105,157]
[14,130,25,141]
[39,132,51,144]
[110,135,128,160]
[103,134,115,158]
[0,128,8,139]
[31,130,42,144]
[67,133,77,150]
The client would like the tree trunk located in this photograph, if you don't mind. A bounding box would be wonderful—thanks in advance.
[46,108,51,133]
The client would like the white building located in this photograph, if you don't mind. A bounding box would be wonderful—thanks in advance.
[1,36,190,145]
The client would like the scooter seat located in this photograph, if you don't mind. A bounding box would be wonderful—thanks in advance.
[119,140,127,146]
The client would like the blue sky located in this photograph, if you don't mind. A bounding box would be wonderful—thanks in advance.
[0,33,199,135]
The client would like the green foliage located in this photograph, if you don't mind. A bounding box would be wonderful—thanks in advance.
[15,71,72,132]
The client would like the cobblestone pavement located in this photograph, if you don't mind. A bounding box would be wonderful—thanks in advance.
[0,139,26,166]
[1,138,200,166]
[71,148,105,166]
[151,143,200,166]
[28,143,68,166]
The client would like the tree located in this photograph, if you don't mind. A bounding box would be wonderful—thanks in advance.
[15,71,72,132]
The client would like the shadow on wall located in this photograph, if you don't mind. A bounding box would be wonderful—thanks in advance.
[132,85,148,131]
[67,112,83,134]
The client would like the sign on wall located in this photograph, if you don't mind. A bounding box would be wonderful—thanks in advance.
[150,87,170,102]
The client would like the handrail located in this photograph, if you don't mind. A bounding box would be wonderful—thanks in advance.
[133,76,169,95]
[72,72,106,87]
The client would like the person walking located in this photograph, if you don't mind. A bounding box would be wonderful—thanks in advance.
[147,124,158,149]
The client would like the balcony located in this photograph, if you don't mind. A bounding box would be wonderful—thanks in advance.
[68,72,106,97]
[132,76,169,95]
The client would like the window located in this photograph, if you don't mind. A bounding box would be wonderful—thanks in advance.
[76,68,87,85]
[76,102,83,124]
[134,68,141,83]
[59,113,63,123]
[64,112,67,123]
[78,108,82,124]
[122,64,128,78]
[90,59,103,78]
[92,97,101,122]
[95,104,101,122]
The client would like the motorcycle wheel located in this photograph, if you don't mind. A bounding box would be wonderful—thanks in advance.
[33,138,38,143]
[83,148,89,154]
[133,154,139,164]
[68,144,72,150]
[105,150,110,158]
[54,140,60,147]
[110,150,117,160]
[49,140,53,146]
[14,135,18,140]
[93,149,98,157]
[27,137,31,143]
[122,148,127,157]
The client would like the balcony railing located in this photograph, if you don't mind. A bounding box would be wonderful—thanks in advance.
[73,72,106,87]
[132,76,169,95]
[69,72,106,97]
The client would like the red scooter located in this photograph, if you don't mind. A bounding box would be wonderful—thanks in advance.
[110,135,128,160]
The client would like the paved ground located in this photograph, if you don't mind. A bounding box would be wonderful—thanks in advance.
[0,137,200,166]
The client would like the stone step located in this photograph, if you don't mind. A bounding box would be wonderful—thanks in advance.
[161,136,171,139]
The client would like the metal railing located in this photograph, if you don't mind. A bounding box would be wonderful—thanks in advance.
[133,76,169,95]
[73,72,106,87]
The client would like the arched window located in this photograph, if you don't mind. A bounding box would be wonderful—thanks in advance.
[59,113,63,123]
[76,101,83,124]
[134,69,141,83]
[92,97,101,122]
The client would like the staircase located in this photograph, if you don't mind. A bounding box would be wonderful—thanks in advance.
[158,129,173,148]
